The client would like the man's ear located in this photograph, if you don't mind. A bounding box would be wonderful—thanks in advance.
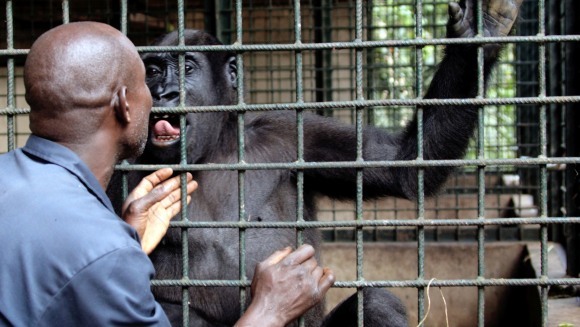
[113,86,130,124]
[227,56,237,90]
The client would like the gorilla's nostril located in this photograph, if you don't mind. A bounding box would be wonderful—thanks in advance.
[160,91,179,101]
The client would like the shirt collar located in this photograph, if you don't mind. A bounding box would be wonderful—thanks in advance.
[22,134,115,213]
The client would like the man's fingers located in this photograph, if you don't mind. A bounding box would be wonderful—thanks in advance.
[124,168,175,206]
[282,244,315,265]
[163,195,193,219]
[262,244,317,267]
[140,168,175,192]
[302,257,319,273]
[318,267,335,294]
[311,266,324,285]
[136,173,194,210]
[264,246,293,265]
[159,180,198,209]
[149,207,170,227]
[159,173,194,196]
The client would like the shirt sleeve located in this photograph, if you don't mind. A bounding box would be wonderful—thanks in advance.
[37,246,171,327]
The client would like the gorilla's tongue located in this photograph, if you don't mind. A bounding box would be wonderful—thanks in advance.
[153,120,180,138]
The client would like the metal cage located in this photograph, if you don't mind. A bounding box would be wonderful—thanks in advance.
[1,0,580,326]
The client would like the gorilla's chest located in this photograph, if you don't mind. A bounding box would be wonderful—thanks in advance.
[185,168,298,223]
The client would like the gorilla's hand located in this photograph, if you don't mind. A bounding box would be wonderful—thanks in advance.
[447,0,523,38]
[235,245,335,327]
[122,168,197,254]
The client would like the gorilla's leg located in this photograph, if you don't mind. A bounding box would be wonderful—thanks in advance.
[320,288,408,327]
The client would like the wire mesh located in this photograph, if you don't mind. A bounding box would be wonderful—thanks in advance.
[1,0,580,326]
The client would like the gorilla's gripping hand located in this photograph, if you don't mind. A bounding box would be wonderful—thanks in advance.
[447,0,523,40]
[122,168,198,254]
[235,245,335,327]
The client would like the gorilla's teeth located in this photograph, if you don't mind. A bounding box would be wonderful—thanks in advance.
[156,135,179,141]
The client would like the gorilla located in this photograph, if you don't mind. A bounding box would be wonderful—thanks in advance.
[107,0,523,326]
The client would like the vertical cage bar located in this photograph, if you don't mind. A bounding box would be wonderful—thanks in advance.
[537,0,549,325]
[354,1,365,325]
[365,0,375,125]
[323,0,333,110]
[267,5,274,103]
[294,0,305,245]
[347,2,356,110]
[475,0,486,325]
[5,0,15,152]
[115,0,128,237]
[176,0,190,325]
[120,0,128,35]
[234,0,248,317]
[293,2,305,325]
[120,160,129,206]
[414,0,426,323]
[62,0,70,24]
[119,0,129,243]
[314,0,333,116]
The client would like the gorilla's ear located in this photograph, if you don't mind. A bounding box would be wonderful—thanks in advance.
[227,56,237,89]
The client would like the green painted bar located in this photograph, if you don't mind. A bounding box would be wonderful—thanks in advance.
[5,0,15,152]
[61,1,69,24]
[120,0,127,35]
[234,0,248,318]
[354,0,365,325]
[414,0,427,323]
[3,96,580,117]
[293,2,305,326]
[150,276,580,288]
[475,0,487,325]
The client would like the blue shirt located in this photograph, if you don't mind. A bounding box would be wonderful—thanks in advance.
[0,135,170,326]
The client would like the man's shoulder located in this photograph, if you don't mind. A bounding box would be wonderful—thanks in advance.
[0,164,140,269]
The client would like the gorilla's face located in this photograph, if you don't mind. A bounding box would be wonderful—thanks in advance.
[139,30,237,165]
[141,51,232,164]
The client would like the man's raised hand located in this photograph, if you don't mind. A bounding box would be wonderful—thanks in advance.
[122,168,197,254]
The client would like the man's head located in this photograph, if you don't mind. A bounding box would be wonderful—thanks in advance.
[25,21,152,160]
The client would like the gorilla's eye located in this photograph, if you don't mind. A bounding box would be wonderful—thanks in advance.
[146,65,162,78]
[184,57,199,74]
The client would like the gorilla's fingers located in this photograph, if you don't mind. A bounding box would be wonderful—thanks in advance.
[448,2,463,24]
[486,0,524,37]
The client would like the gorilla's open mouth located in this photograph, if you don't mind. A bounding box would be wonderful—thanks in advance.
[149,114,185,147]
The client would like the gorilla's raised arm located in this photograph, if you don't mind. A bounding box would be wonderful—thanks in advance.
[302,0,523,200]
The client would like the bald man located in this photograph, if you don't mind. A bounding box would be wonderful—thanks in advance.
[0,22,333,327]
